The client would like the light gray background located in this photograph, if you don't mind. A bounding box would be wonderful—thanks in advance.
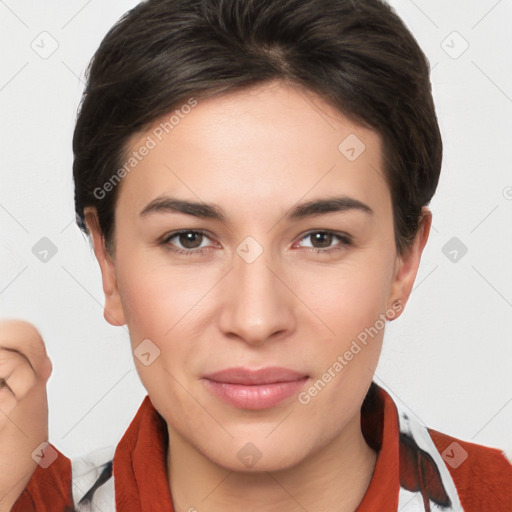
[1,0,511,461]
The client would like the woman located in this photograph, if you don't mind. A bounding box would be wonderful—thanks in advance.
[1,0,511,511]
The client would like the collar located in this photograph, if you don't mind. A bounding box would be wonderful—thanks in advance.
[112,381,401,512]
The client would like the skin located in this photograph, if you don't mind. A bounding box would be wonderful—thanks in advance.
[85,80,431,512]
[0,320,52,512]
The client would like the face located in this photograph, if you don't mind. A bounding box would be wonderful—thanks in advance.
[86,81,429,472]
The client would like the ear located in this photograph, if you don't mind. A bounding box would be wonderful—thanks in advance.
[387,207,432,320]
[84,207,126,327]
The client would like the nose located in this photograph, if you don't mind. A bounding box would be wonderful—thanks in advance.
[218,246,297,347]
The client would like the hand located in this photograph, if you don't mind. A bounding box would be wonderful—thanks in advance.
[0,320,52,512]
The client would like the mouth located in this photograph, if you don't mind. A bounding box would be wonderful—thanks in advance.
[201,366,310,410]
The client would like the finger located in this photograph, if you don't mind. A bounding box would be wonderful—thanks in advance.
[0,351,38,401]
[0,319,52,381]
[0,351,24,423]
[0,386,18,423]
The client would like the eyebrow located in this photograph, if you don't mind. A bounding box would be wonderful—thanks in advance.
[140,195,373,222]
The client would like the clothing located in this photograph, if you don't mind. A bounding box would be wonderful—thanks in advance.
[12,382,512,511]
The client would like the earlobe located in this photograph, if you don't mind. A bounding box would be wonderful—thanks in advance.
[84,207,126,327]
[387,208,432,320]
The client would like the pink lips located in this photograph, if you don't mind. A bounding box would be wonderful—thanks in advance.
[202,367,309,410]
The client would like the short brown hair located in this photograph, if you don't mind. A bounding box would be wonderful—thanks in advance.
[73,0,442,255]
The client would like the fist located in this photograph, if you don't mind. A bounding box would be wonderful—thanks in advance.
[0,319,52,426]
[0,319,53,511]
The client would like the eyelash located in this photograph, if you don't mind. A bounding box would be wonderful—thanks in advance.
[159,229,353,257]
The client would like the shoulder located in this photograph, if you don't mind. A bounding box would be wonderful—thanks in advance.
[384,386,512,512]
[11,442,117,512]
[428,427,512,511]
[10,442,74,511]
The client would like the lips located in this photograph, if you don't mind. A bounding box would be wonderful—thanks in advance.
[202,367,310,410]
[203,366,309,385]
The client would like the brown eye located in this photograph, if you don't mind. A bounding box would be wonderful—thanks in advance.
[177,231,204,249]
[160,230,213,255]
[295,230,352,255]
[310,232,333,249]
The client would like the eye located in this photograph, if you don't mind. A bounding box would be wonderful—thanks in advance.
[159,230,215,255]
[295,230,352,255]
[159,229,352,257]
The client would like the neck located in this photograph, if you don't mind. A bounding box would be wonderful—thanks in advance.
[167,413,377,512]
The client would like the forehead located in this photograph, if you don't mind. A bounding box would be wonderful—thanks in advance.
[117,81,389,219]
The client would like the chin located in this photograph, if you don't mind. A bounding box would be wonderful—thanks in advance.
[202,438,309,474]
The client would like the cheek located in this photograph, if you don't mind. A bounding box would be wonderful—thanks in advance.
[114,261,196,401]
[115,248,202,339]
[297,258,393,333]
[117,274,168,340]
[291,253,393,394]
[296,264,390,422]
